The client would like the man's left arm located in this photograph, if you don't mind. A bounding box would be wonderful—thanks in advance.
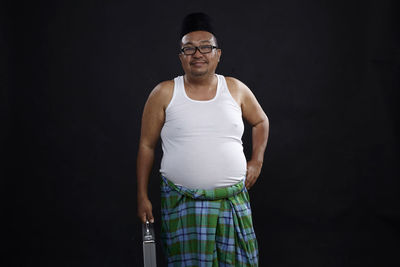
[240,81,270,189]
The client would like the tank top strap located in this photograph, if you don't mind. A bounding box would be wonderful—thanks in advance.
[216,74,231,97]
[174,75,185,98]
[219,74,233,93]
[216,74,225,90]
[166,75,185,111]
[216,74,241,109]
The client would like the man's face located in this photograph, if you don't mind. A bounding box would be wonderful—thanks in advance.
[179,31,221,78]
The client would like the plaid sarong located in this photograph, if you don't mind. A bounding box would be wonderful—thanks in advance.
[160,175,259,266]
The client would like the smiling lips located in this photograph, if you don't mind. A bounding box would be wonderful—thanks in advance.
[190,61,207,66]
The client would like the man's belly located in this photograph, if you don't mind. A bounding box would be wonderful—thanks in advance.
[160,143,247,190]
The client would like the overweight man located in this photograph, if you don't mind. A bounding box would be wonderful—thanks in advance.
[137,12,269,266]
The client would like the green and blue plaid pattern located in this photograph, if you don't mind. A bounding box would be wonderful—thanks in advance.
[160,175,259,266]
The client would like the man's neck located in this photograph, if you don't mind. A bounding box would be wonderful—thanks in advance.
[184,73,216,89]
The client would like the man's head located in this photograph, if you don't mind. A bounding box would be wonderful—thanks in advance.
[179,13,221,78]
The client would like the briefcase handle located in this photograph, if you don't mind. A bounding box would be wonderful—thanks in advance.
[142,220,155,243]
[142,220,157,267]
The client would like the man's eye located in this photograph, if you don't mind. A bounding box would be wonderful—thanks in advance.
[184,47,195,51]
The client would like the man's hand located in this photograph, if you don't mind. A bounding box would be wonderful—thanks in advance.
[245,160,263,189]
[137,197,154,224]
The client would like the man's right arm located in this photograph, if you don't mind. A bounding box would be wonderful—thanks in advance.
[137,81,173,223]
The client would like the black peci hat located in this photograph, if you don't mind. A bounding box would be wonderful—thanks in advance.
[180,12,216,39]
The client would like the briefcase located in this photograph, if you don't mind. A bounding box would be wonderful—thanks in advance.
[142,221,157,267]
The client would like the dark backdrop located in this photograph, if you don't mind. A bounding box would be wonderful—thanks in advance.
[3,0,399,266]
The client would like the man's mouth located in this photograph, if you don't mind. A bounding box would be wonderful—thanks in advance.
[190,61,207,66]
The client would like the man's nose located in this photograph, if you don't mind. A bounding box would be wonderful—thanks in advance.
[192,48,203,58]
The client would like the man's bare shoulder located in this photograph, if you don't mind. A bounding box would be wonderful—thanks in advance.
[147,80,174,108]
[225,76,249,92]
[225,76,253,105]
[150,80,174,97]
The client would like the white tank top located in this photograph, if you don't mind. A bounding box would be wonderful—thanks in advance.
[159,74,247,189]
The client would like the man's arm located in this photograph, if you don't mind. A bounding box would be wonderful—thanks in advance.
[242,83,269,189]
[137,81,173,223]
[226,77,269,189]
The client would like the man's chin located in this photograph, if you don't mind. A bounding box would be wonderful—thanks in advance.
[190,70,208,77]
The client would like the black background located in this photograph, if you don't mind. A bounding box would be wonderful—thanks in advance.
[3,0,399,266]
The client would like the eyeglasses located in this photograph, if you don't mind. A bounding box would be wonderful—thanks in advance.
[180,45,218,55]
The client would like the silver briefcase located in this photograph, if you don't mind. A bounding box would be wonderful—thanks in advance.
[142,221,157,267]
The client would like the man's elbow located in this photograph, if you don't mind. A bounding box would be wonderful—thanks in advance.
[253,114,269,129]
[139,141,157,152]
[263,115,269,129]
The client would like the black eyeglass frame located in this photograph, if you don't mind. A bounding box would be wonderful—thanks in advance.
[180,45,218,55]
